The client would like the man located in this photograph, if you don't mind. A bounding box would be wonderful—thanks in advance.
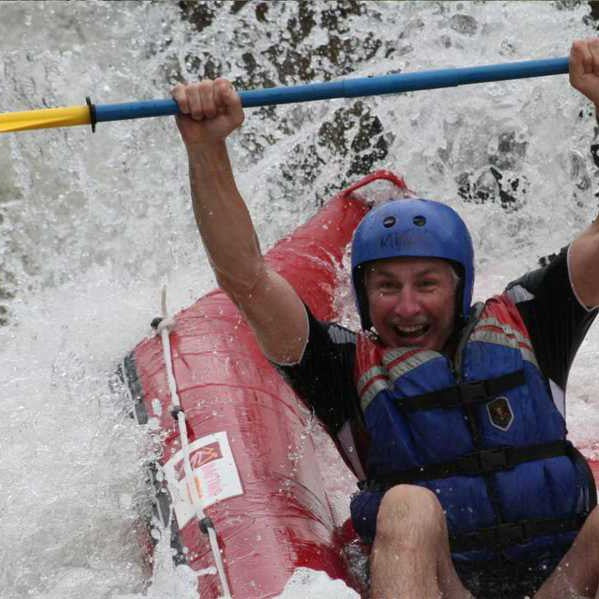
[171,39,599,598]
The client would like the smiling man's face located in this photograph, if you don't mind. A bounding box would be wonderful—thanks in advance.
[364,257,458,351]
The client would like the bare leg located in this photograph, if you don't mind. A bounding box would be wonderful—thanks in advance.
[534,506,599,599]
[369,484,472,599]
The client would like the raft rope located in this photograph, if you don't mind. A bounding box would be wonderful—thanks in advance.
[154,286,232,599]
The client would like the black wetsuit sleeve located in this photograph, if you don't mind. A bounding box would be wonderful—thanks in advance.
[505,246,598,389]
[273,308,359,435]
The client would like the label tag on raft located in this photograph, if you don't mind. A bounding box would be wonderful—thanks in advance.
[163,431,243,528]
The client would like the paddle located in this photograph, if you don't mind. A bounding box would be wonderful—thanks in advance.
[0,57,568,134]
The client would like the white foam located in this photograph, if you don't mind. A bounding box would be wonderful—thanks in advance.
[276,568,359,599]
[1,2,597,598]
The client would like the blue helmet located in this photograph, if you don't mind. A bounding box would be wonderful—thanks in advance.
[351,198,474,330]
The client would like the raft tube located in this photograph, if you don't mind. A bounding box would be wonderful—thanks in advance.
[122,171,407,597]
[122,170,599,598]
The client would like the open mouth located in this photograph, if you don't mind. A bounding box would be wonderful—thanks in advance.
[394,323,430,339]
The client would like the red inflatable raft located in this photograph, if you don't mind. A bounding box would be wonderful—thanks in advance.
[122,171,599,598]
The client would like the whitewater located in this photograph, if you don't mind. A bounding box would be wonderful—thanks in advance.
[1,1,598,597]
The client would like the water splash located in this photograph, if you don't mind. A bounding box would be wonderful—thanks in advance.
[1,1,598,597]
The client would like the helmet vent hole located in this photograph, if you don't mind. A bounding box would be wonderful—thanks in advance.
[413,215,426,227]
[383,216,396,228]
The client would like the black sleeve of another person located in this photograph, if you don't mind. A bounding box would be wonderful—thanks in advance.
[506,246,598,390]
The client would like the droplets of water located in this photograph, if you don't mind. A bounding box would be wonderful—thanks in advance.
[275,568,358,599]
[2,1,599,598]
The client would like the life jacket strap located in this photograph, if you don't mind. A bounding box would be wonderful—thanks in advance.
[450,514,588,552]
[358,440,573,491]
[395,369,525,412]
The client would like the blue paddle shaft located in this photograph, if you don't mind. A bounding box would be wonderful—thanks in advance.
[94,57,569,123]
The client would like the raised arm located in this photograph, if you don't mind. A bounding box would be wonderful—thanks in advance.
[568,39,599,309]
[172,78,308,363]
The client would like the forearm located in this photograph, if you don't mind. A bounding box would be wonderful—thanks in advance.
[186,140,308,363]
[564,40,599,308]
[173,79,308,362]
[187,141,264,295]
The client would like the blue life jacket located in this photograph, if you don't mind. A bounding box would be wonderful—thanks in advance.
[352,294,596,563]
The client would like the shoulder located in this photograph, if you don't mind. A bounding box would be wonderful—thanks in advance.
[317,316,357,347]
[499,245,597,393]
[299,306,357,358]
[479,293,529,337]
[503,245,597,334]
[273,305,358,421]
[504,246,569,303]
[503,245,597,315]
[270,306,356,367]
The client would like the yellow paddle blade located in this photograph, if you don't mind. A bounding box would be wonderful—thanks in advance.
[0,105,90,133]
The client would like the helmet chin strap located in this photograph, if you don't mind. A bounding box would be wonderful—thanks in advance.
[445,272,466,357]
[443,316,463,358]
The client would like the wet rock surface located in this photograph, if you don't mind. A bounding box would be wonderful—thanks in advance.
[173,0,392,197]
[170,0,599,213]
[456,131,529,211]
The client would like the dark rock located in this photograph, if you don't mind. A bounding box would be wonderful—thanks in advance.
[449,14,478,36]
[318,100,388,181]
[288,3,317,44]
[0,269,16,327]
[489,131,528,171]
[184,53,224,80]
[263,46,314,85]
[538,252,559,267]
[279,143,326,188]
[177,0,218,32]
[555,0,585,9]
[231,1,250,14]
[0,305,8,327]
[439,34,452,48]
[456,167,527,212]
[255,2,268,22]
[570,151,591,191]
[315,33,382,78]
[320,0,365,33]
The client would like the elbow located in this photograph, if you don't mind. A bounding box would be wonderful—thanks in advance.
[569,235,599,309]
[214,260,268,304]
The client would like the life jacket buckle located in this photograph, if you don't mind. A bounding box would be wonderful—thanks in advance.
[459,380,488,405]
[477,447,511,472]
[494,521,529,546]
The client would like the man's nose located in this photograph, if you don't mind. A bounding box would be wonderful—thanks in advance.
[393,287,421,318]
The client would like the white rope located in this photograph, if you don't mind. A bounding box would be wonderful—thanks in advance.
[118,357,137,421]
[156,285,232,599]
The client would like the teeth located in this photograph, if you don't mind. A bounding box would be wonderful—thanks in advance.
[397,324,427,335]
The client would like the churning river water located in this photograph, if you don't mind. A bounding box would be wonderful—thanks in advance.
[1,1,599,597]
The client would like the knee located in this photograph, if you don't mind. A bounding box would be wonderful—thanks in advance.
[572,505,599,560]
[582,505,599,540]
[375,484,446,545]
